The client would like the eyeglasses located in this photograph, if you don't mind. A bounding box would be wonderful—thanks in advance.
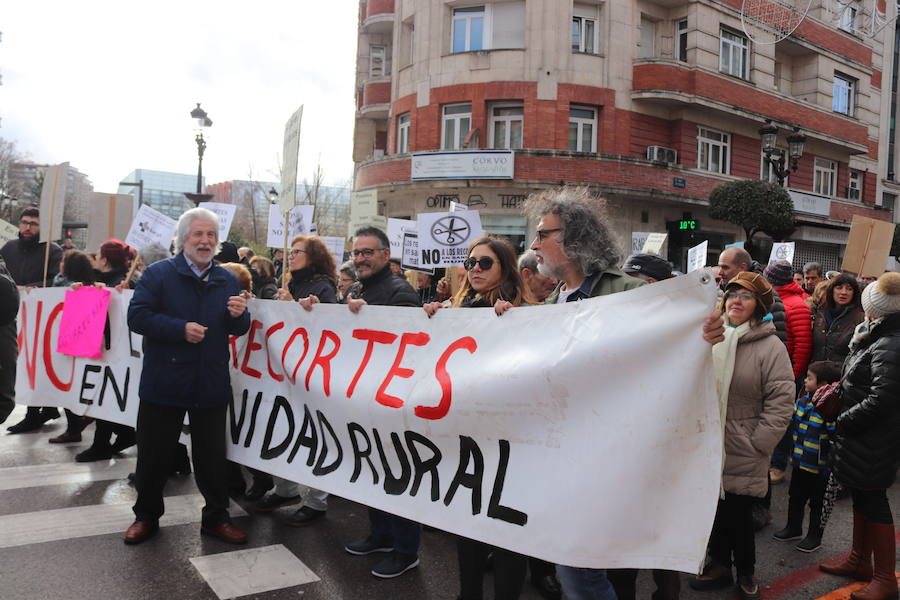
[351,247,385,258]
[725,291,755,302]
[19,220,39,229]
[289,248,307,257]
[535,228,562,241]
[464,256,495,271]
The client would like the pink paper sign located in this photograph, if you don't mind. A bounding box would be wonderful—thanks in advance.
[56,286,111,359]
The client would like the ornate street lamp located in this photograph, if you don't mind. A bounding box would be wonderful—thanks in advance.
[185,103,214,205]
[759,119,806,187]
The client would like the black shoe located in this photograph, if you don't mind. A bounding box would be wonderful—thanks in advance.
[75,446,114,463]
[689,564,733,591]
[773,525,804,541]
[6,416,44,434]
[532,574,562,600]
[796,531,822,553]
[736,574,761,600]
[371,552,419,578]
[344,536,393,555]
[285,506,326,527]
[245,481,273,502]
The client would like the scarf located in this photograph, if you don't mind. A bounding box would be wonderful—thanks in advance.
[711,319,751,497]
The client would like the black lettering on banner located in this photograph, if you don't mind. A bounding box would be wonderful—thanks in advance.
[373,429,412,495]
[313,410,343,476]
[444,435,484,514]
[244,390,264,448]
[405,431,442,501]
[229,390,249,445]
[260,395,294,459]
[78,365,102,406]
[348,422,379,485]
[288,404,318,466]
[487,439,528,526]
[99,366,129,411]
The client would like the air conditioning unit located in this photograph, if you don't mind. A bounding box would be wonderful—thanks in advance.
[647,146,677,164]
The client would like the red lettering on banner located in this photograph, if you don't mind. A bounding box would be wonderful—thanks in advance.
[416,336,477,420]
[281,328,310,384]
[376,332,430,409]
[346,328,398,398]
[229,335,239,368]
[265,321,285,382]
[305,330,341,396]
[43,302,75,391]
[17,300,42,390]
[240,319,264,379]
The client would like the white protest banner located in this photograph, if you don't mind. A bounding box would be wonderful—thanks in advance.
[86,193,134,252]
[280,105,304,214]
[320,236,346,268]
[687,240,708,272]
[39,162,69,243]
[631,232,650,254]
[267,204,313,248]
[199,202,238,241]
[768,242,795,265]
[400,232,433,274]
[387,218,416,256]
[0,218,19,245]
[125,204,178,251]
[641,233,668,255]
[417,210,485,268]
[16,273,720,571]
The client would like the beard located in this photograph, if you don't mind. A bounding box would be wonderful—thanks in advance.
[537,259,565,281]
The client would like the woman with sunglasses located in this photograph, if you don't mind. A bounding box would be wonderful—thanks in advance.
[424,236,534,600]
[691,272,794,600]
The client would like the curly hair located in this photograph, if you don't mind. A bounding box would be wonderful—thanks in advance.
[523,187,622,275]
[824,273,861,311]
[284,235,337,286]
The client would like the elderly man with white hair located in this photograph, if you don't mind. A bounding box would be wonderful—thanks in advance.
[123,207,251,546]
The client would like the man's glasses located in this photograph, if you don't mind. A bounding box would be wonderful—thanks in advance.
[464,256,495,271]
[19,220,39,229]
[289,249,307,257]
[351,248,385,258]
[535,228,562,241]
[724,291,755,302]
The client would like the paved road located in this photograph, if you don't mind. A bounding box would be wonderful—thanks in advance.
[0,405,897,600]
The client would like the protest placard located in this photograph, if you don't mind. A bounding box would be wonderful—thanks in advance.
[388,218,416,256]
[267,204,313,248]
[841,215,896,276]
[124,204,178,251]
[768,241,795,265]
[56,286,111,359]
[687,240,708,272]
[417,210,484,268]
[86,193,134,252]
[199,202,237,240]
[0,218,19,246]
[400,232,433,274]
[631,232,651,254]
[641,233,668,255]
[280,106,304,214]
[39,162,69,243]
[319,236,345,267]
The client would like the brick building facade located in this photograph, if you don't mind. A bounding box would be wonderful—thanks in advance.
[353,0,898,271]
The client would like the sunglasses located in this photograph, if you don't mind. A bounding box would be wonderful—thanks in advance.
[464,256,495,271]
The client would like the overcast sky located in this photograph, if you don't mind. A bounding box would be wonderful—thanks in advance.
[1,1,359,192]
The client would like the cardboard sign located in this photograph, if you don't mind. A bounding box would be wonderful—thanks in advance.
[280,105,304,214]
[86,193,135,252]
[687,240,708,273]
[199,202,237,241]
[267,204,313,248]
[768,242,795,265]
[417,210,485,268]
[841,215,896,276]
[124,204,178,252]
[641,233,668,255]
[0,218,20,246]
[39,162,69,243]
[400,232,434,274]
[56,286,111,359]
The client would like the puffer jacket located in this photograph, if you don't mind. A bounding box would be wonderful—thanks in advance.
[751,261,787,345]
[776,281,813,379]
[831,313,900,490]
[811,304,865,366]
[722,320,795,497]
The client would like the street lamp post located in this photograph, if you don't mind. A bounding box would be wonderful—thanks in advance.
[759,119,807,187]
[185,103,214,206]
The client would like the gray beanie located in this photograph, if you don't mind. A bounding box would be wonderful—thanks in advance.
[861,272,900,319]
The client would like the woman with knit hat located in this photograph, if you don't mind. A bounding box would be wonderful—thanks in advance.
[690,272,795,600]
[819,272,900,600]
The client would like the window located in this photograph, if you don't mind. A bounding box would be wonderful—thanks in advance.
[490,104,524,149]
[452,6,485,52]
[814,158,837,196]
[676,19,688,62]
[839,3,857,33]
[568,106,597,152]
[833,74,856,115]
[572,7,598,54]
[442,104,472,150]
[720,29,750,79]
[370,46,385,78]
[882,192,896,211]
[761,150,788,185]
[639,16,655,58]
[848,169,862,200]
[697,127,730,174]
[397,113,410,154]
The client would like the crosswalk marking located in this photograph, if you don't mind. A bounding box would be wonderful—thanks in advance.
[0,457,136,491]
[0,493,247,549]
[190,544,320,600]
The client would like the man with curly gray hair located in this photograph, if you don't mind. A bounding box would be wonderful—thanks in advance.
[524,186,726,599]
